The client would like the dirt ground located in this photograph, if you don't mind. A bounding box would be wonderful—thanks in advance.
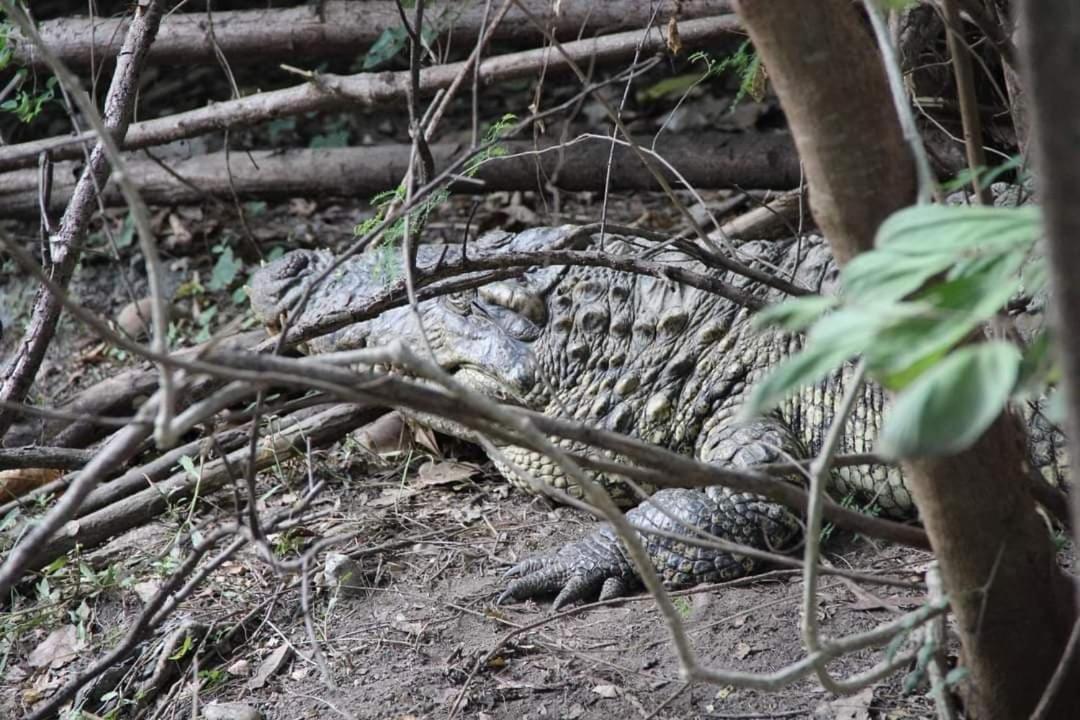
[1,443,940,720]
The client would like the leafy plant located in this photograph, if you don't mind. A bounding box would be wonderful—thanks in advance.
[1,71,58,123]
[0,19,14,71]
[208,242,243,292]
[361,2,437,71]
[746,202,1050,458]
[689,40,766,108]
[354,112,518,280]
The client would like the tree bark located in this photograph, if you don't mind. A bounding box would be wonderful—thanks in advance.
[1021,0,1080,600]
[0,132,800,216]
[12,0,734,69]
[733,1,1077,717]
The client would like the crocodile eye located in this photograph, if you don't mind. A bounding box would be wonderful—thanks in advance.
[445,291,474,314]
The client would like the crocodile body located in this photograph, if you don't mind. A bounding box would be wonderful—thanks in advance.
[248,226,1042,607]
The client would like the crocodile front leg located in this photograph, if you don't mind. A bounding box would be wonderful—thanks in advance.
[498,419,805,608]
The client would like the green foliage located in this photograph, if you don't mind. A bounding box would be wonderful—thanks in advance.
[637,72,708,103]
[198,668,228,690]
[364,26,409,70]
[880,342,1020,457]
[266,116,297,145]
[940,155,1023,194]
[747,201,1049,459]
[0,13,60,124]
[672,596,692,619]
[169,633,195,661]
[208,242,243,292]
[362,3,436,71]
[0,19,13,71]
[689,40,765,108]
[353,113,517,280]
[1,72,58,123]
[879,0,922,9]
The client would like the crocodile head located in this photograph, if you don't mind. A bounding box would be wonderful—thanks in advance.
[248,226,581,407]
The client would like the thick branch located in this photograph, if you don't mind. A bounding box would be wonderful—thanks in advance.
[733,0,915,262]
[0,447,95,470]
[1022,0,1080,603]
[0,15,743,173]
[0,133,799,216]
[736,1,1078,716]
[11,0,734,69]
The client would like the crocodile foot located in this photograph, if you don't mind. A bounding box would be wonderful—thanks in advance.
[498,488,803,609]
[499,524,640,610]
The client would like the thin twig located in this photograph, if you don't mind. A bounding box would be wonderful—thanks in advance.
[940,0,992,205]
[863,0,939,205]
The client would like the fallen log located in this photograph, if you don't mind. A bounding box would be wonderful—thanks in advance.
[0,446,95,470]
[47,329,267,449]
[22,402,375,573]
[0,132,799,216]
[10,0,734,69]
[0,15,743,173]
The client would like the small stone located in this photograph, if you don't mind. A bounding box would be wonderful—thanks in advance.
[324,552,367,596]
[202,702,262,720]
[116,297,166,340]
[226,659,251,677]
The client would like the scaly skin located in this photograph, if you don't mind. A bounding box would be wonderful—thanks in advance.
[249,226,1042,608]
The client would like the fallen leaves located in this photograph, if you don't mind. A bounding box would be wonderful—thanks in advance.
[27,626,80,670]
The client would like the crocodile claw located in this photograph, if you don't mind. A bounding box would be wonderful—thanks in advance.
[497,525,638,609]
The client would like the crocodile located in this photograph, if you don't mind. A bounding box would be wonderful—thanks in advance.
[248,226,1056,608]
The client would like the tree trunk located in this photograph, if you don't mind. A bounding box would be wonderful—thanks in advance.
[732,1,1078,717]
[1021,0,1080,604]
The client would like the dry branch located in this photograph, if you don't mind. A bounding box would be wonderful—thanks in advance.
[46,329,266,449]
[717,189,808,240]
[22,402,374,573]
[0,446,94,470]
[0,133,799,215]
[0,15,744,173]
[11,1,735,69]
[0,0,164,440]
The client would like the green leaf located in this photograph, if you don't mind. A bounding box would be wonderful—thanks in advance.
[1045,389,1066,425]
[309,128,350,148]
[1015,328,1057,398]
[865,254,1024,388]
[842,251,956,304]
[636,72,707,103]
[752,295,836,332]
[879,341,1021,458]
[178,455,199,481]
[116,213,135,249]
[208,245,242,291]
[244,200,268,217]
[743,308,879,418]
[875,204,1041,258]
[363,26,407,70]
